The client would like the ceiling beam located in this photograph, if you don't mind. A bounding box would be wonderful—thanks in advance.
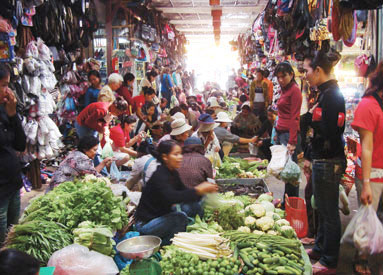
[156,6,263,14]
[177,26,249,32]
[170,18,253,24]
[183,30,247,35]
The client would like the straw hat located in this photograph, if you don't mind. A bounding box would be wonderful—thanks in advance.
[215,112,233,123]
[170,119,192,136]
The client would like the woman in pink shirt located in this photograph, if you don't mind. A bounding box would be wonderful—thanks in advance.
[274,62,302,202]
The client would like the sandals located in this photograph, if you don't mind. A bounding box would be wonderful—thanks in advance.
[305,248,321,261]
[301,237,315,245]
[312,263,337,275]
[353,258,371,275]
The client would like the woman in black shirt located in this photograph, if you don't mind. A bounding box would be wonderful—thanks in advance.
[303,49,345,274]
[135,140,218,245]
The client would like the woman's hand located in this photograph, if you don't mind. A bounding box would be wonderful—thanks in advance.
[195,182,219,195]
[287,143,296,154]
[3,88,17,117]
[102,157,113,167]
[361,182,373,205]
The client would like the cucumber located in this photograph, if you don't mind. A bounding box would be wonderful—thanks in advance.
[272,249,285,256]
[278,246,293,254]
[285,265,302,275]
[252,259,259,265]
[241,247,253,253]
[258,263,268,271]
[258,253,271,259]
[256,242,268,250]
[265,270,278,275]
[240,252,255,268]
[263,257,278,264]
[276,269,295,274]
[238,241,252,249]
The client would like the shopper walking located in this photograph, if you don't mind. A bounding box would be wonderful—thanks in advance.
[160,67,174,108]
[0,64,26,246]
[84,70,102,107]
[274,62,302,202]
[303,50,344,274]
[351,62,383,275]
[250,69,269,121]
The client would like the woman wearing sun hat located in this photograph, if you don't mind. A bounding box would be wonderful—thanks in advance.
[192,114,221,163]
[214,112,258,156]
[158,118,192,147]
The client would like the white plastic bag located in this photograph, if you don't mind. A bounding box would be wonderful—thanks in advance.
[280,155,301,185]
[110,161,121,181]
[341,205,383,255]
[47,244,118,275]
[267,145,288,176]
[102,141,114,159]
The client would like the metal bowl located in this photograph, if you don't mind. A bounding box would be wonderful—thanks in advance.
[116,235,162,260]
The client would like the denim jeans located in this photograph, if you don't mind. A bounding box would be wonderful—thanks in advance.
[180,201,204,218]
[135,212,188,245]
[312,158,345,268]
[74,121,98,139]
[275,131,300,203]
[0,190,20,246]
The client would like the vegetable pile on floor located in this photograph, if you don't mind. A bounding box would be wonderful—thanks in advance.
[20,178,128,230]
[5,220,72,265]
[160,245,241,275]
[223,232,306,274]
[216,157,268,179]
[7,177,128,265]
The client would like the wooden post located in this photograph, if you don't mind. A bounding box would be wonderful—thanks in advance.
[106,0,113,75]
[27,159,42,190]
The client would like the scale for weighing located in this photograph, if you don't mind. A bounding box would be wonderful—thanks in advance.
[116,235,162,275]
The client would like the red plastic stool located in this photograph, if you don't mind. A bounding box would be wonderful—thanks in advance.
[285,195,308,238]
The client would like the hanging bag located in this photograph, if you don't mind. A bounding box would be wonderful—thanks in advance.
[341,205,383,255]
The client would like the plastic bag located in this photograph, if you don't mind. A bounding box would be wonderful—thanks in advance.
[47,244,118,275]
[280,156,301,185]
[341,205,383,255]
[267,145,288,176]
[110,161,121,181]
[102,141,114,159]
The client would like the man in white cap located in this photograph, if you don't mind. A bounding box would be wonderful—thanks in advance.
[158,118,192,146]
[214,112,258,156]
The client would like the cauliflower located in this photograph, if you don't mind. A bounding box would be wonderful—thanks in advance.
[256,216,275,232]
[257,193,273,203]
[237,226,251,233]
[246,204,266,218]
[267,230,279,236]
[266,212,281,221]
[275,219,290,227]
[280,225,296,239]
[245,216,257,226]
[252,230,265,235]
[260,201,275,213]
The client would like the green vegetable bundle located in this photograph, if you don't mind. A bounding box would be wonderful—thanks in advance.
[187,215,223,234]
[21,179,128,230]
[216,157,268,179]
[206,204,245,231]
[73,221,115,256]
[6,220,72,265]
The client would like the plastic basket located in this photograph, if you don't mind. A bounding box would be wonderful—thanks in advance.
[285,196,308,238]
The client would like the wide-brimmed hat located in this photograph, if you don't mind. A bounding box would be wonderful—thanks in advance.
[171,112,186,121]
[170,118,192,136]
[208,97,220,108]
[198,113,215,124]
[198,123,218,132]
[215,112,233,123]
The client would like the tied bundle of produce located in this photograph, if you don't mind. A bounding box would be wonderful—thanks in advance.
[171,232,232,259]
[20,178,128,230]
[216,157,268,179]
[73,221,115,256]
[6,220,72,265]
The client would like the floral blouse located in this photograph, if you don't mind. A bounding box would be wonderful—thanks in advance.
[50,150,100,188]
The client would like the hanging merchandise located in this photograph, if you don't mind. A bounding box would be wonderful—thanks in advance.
[340,0,383,10]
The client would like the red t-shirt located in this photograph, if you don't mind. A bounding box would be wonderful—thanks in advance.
[132,95,145,113]
[352,95,383,182]
[109,124,131,148]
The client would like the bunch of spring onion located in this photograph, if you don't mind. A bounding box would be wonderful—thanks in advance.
[171,232,232,259]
